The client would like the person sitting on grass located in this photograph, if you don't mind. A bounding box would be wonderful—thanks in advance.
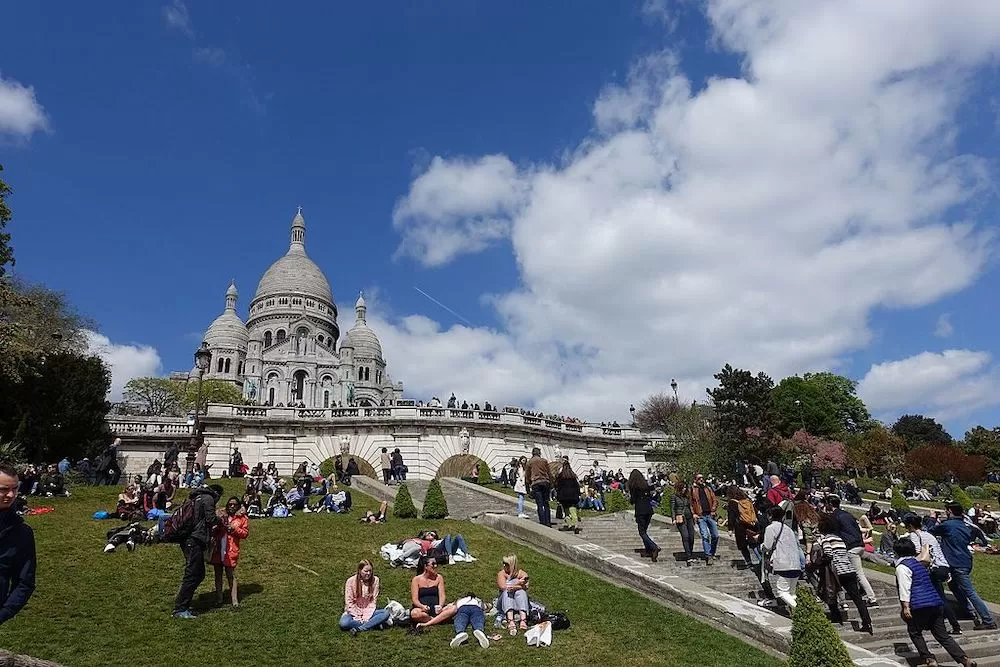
[496,553,529,636]
[359,501,388,524]
[211,497,249,607]
[449,592,491,649]
[116,484,142,520]
[340,559,391,636]
[243,487,263,517]
[40,464,69,497]
[410,555,457,632]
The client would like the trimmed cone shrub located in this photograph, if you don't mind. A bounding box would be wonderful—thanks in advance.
[421,479,449,519]
[952,486,973,512]
[319,457,336,478]
[789,587,852,667]
[964,485,987,499]
[983,482,1000,500]
[890,486,910,513]
[655,484,676,517]
[477,460,493,485]
[606,489,631,513]
[393,483,418,519]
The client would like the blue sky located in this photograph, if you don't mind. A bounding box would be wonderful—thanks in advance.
[3,1,1000,438]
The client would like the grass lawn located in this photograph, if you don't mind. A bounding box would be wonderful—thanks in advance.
[7,480,783,667]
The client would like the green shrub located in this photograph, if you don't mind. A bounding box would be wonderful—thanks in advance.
[983,482,1000,500]
[964,485,988,499]
[890,487,910,513]
[421,479,449,519]
[655,485,676,517]
[855,476,889,493]
[477,460,493,485]
[951,486,973,512]
[921,479,938,491]
[788,587,852,667]
[319,457,336,478]
[393,483,418,519]
[606,489,631,513]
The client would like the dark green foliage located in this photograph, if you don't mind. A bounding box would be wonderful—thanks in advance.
[421,478,449,519]
[393,483,418,518]
[962,425,1000,469]
[0,164,14,277]
[983,483,1000,500]
[655,484,676,517]
[606,489,631,513]
[319,457,336,478]
[788,587,852,667]
[965,485,988,499]
[890,487,910,513]
[892,414,953,450]
[477,460,493,484]
[708,364,780,470]
[951,486,973,512]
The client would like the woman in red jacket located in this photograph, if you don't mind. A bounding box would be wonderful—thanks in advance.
[211,496,250,607]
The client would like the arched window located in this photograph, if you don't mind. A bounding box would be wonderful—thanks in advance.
[297,326,308,336]
[276,330,286,344]
[224,358,231,373]
[293,370,307,402]
[317,335,324,344]
[365,367,370,381]
[217,358,224,373]
[323,391,330,408]
[376,370,382,384]
[268,387,275,405]
[264,331,272,347]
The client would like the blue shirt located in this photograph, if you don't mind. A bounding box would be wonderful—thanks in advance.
[931,517,986,570]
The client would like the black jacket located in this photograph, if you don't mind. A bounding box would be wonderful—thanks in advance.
[831,508,863,550]
[556,477,581,506]
[188,488,221,547]
[631,488,654,517]
[0,510,36,624]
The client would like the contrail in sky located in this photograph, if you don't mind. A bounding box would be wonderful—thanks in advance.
[413,286,474,327]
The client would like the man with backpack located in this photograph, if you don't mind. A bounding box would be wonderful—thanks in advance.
[170,484,224,619]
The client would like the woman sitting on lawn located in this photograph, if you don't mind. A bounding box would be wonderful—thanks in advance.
[496,553,529,636]
[116,483,141,518]
[340,559,391,635]
[410,555,457,631]
[212,496,250,607]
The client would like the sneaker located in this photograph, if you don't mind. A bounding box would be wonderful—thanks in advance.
[473,629,489,648]
[517,513,529,519]
[171,610,197,619]
[448,556,456,565]
[950,626,963,635]
[303,506,313,513]
[756,599,778,608]
[103,543,116,553]
[973,622,998,631]
[349,627,359,637]
[866,599,880,608]
[450,632,469,647]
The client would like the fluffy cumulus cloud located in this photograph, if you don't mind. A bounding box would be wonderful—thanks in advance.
[162,0,194,38]
[0,75,50,139]
[383,1,1000,421]
[84,331,162,401]
[858,350,1000,420]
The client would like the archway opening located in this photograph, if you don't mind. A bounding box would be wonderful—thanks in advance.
[292,370,307,402]
[436,454,489,481]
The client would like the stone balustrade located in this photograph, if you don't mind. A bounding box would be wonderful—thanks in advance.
[107,420,192,436]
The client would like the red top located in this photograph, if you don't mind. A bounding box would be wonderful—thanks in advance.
[209,513,249,567]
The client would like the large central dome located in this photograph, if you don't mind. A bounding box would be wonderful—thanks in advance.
[253,209,334,305]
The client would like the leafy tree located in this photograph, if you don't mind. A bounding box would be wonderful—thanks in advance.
[905,445,985,486]
[707,364,779,469]
[772,373,871,439]
[951,486,973,512]
[892,414,953,450]
[123,377,183,416]
[844,426,905,477]
[802,372,872,434]
[421,479,449,519]
[0,164,14,277]
[784,430,846,470]
[961,425,1000,469]
[476,460,492,484]
[638,394,720,475]
[393,483,418,518]
[890,487,910,513]
[181,379,243,412]
[788,587,852,667]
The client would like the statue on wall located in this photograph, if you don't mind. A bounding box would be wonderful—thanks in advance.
[459,427,470,454]
[552,443,562,461]
[339,434,351,455]
[243,378,258,401]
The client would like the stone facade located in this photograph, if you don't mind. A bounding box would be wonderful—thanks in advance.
[197,208,402,409]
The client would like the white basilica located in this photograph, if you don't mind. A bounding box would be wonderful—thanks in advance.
[196,208,403,408]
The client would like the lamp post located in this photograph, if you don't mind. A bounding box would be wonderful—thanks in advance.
[670,378,678,403]
[794,399,806,432]
[186,342,212,475]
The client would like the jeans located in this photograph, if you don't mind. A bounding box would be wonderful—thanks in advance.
[697,516,719,557]
[339,608,390,632]
[636,513,659,553]
[847,547,877,600]
[930,566,962,630]
[949,566,994,625]
[174,539,206,613]
[532,483,552,526]
[517,493,525,515]
[454,604,485,632]
[734,523,760,564]
[444,534,469,555]
[676,516,695,559]
[906,606,967,664]
[593,497,605,511]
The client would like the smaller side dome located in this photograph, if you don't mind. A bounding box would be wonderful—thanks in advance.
[205,282,249,352]
[342,291,382,359]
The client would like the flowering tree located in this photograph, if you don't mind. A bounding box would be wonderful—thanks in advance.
[784,429,847,470]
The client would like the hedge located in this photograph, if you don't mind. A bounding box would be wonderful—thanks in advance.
[393,483,418,519]
[890,486,910,513]
[421,479,449,519]
[788,587,852,667]
[606,489,631,513]
[951,486,973,512]
[477,460,493,485]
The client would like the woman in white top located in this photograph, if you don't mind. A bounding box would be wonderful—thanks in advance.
[513,457,528,519]
[903,514,962,634]
[761,507,802,609]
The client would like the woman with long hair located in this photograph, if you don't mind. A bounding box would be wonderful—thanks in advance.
[409,555,457,631]
[555,459,581,534]
[496,553,530,635]
[792,490,819,564]
[672,481,695,564]
[340,559,391,635]
[726,485,760,566]
[513,456,528,519]
[627,469,660,562]
[211,497,250,607]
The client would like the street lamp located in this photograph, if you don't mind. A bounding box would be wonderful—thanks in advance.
[670,378,678,402]
[629,404,636,425]
[794,399,805,432]
[186,342,212,474]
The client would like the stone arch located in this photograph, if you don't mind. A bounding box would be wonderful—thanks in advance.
[319,455,378,480]
[292,369,308,402]
[436,454,487,480]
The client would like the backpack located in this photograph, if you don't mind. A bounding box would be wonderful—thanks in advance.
[272,505,289,518]
[160,498,198,542]
[546,611,571,630]
[736,498,757,527]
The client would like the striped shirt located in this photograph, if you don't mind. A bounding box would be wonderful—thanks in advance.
[818,533,855,576]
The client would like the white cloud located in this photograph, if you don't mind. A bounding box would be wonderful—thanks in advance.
[162,0,193,38]
[85,331,162,401]
[193,47,227,67]
[393,155,529,266]
[857,350,999,420]
[0,75,49,139]
[381,1,1000,423]
[935,313,954,338]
